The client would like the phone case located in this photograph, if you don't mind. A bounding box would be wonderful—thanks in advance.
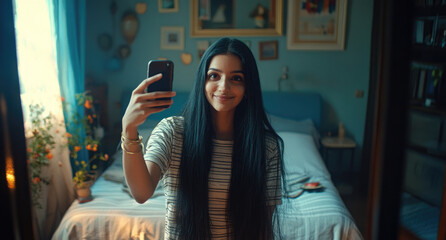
[146,60,174,93]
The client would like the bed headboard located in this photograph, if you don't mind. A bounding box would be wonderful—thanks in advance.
[262,91,321,130]
[121,91,322,130]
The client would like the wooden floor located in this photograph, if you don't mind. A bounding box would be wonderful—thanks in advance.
[331,172,368,236]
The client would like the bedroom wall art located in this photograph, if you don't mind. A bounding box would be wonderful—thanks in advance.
[287,0,348,50]
[190,0,283,37]
[160,26,184,50]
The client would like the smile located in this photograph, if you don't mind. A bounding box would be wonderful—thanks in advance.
[214,95,234,101]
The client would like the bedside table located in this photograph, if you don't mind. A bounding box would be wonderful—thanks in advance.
[321,136,357,172]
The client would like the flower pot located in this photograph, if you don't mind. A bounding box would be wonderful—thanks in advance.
[74,180,94,203]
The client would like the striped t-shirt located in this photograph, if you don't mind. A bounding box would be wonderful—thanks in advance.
[144,116,282,239]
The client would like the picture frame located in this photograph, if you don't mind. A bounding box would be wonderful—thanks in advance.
[287,0,348,50]
[158,0,179,13]
[259,41,278,60]
[190,0,283,37]
[160,27,184,50]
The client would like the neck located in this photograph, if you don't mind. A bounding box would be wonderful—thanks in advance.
[211,110,234,140]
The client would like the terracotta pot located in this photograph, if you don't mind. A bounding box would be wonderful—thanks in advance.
[74,180,94,203]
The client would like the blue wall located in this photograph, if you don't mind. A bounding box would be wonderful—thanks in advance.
[85,0,373,171]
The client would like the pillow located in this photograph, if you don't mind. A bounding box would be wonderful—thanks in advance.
[279,131,330,179]
[267,114,321,148]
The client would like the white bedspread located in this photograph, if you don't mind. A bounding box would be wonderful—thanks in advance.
[52,131,362,240]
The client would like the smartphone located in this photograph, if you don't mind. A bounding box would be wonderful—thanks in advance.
[146,60,174,107]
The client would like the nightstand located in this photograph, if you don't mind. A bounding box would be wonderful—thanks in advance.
[321,136,357,172]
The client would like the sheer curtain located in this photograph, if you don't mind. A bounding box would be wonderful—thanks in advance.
[14,0,86,238]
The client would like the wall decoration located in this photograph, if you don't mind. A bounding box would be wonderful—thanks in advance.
[159,0,179,13]
[249,4,268,28]
[259,41,278,60]
[161,26,184,50]
[97,33,113,51]
[181,52,193,65]
[197,40,210,59]
[287,0,348,50]
[117,45,131,59]
[191,0,283,37]
[121,11,139,44]
[135,2,147,14]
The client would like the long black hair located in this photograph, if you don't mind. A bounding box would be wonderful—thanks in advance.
[178,38,284,239]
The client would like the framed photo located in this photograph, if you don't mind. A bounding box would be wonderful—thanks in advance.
[259,41,278,60]
[287,0,348,50]
[191,0,283,37]
[161,27,184,50]
[158,0,179,13]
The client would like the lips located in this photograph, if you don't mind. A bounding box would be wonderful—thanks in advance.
[214,95,233,101]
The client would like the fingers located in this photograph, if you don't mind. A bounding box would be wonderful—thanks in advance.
[138,91,176,101]
[133,73,163,94]
[141,99,174,109]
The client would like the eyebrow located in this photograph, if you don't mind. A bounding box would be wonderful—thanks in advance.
[208,68,244,74]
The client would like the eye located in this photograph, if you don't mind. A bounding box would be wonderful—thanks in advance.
[207,72,219,80]
[231,75,244,82]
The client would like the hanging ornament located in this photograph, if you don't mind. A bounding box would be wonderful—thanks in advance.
[97,33,113,51]
[121,11,139,45]
[135,3,147,14]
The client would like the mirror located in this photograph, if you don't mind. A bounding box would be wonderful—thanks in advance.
[190,0,283,37]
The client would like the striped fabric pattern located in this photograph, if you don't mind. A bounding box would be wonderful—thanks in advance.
[144,116,282,239]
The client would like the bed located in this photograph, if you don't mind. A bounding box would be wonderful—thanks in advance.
[52,91,363,239]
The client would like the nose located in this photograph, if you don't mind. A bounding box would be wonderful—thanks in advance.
[217,76,230,92]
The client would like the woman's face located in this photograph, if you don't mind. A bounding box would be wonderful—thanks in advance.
[205,54,245,115]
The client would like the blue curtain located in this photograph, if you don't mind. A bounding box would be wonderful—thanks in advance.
[49,0,88,172]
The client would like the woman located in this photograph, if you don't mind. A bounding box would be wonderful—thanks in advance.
[122,38,284,239]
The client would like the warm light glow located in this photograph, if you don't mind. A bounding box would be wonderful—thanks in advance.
[14,0,65,127]
[6,156,16,190]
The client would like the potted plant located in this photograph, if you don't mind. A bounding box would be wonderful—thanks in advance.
[25,104,58,208]
[64,92,109,203]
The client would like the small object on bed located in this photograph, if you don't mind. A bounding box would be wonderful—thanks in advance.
[302,181,324,190]
[77,195,93,204]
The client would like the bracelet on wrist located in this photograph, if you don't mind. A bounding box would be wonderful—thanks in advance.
[121,132,143,144]
[121,141,144,155]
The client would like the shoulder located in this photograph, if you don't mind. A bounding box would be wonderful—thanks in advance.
[156,116,184,131]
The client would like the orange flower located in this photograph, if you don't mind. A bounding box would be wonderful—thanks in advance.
[66,132,72,138]
[46,153,53,159]
[84,100,92,109]
[85,145,92,150]
[32,177,40,184]
[74,146,82,152]
[104,154,109,161]
[88,115,93,124]
[27,148,32,152]
[93,114,97,118]
[92,144,98,152]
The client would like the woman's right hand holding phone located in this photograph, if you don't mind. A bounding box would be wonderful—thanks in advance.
[122,73,176,139]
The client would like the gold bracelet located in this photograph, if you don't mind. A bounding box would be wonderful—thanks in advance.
[121,142,144,155]
[121,132,143,144]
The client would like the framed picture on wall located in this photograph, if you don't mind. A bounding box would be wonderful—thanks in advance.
[259,41,278,60]
[161,26,184,50]
[287,0,348,50]
[158,0,179,13]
